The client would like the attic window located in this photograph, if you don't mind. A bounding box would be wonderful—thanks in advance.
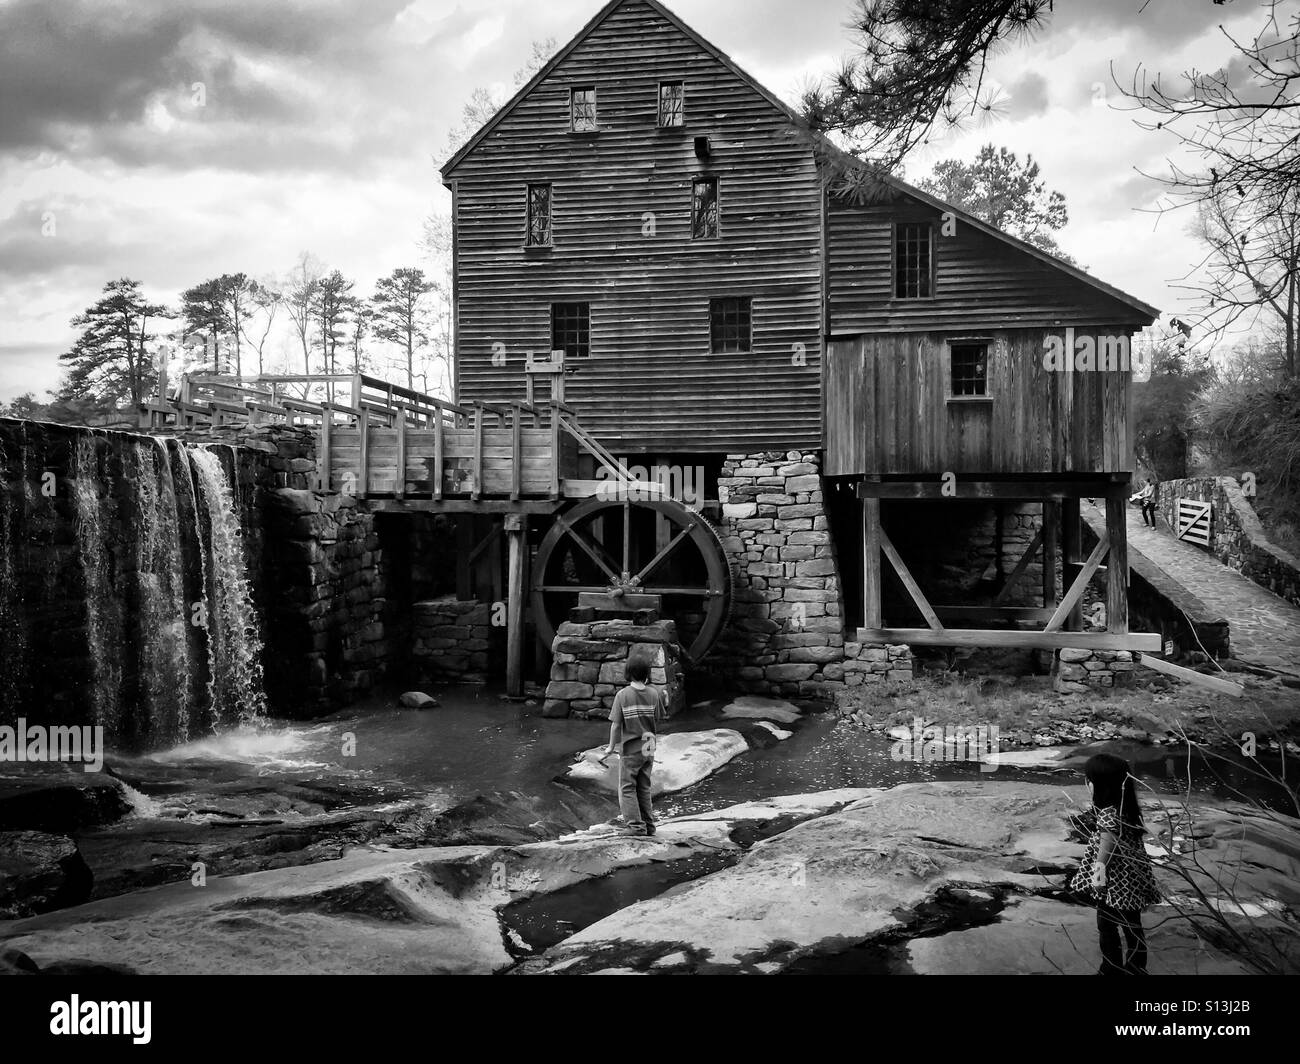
[894,222,933,299]
[658,81,684,127]
[570,87,598,132]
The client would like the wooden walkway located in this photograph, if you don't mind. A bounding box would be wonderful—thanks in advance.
[1086,502,1300,677]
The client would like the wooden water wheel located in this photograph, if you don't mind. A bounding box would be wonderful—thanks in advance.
[531,495,733,664]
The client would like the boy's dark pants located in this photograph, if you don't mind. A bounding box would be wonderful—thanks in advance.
[1097,904,1148,974]
[1141,502,1157,527]
[619,747,654,829]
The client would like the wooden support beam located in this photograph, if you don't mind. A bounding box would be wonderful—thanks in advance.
[364,498,562,515]
[505,513,527,698]
[1042,500,1059,607]
[1044,532,1109,633]
[395,413,406,499]
[433,413,444,501]
[510,404,522,501]
[318,416,332,492]
[856,477,1126,501]
[856,628,1162,652]
[879,525,943,631]
[471,402,483,501]
[1106,486,1130,634]
[1061,497,1082,631]
[1137,653,1244,697]
[992,526,1044,607]
[862,498,882,629]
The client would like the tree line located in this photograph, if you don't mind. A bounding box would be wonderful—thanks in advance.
[3,257,451,424]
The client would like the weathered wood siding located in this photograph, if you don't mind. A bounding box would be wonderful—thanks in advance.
[824,329,1134,476]
[445,0,824,453]
[827,193,1152,334]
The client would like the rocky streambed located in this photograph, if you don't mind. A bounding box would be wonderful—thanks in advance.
[2,692,1298,975]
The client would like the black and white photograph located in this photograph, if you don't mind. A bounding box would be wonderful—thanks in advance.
[0,0,1296,1031]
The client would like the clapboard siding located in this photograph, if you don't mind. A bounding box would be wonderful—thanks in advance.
[446,0,824,453]
[824,330,1135,476]
[827,194,1153,334]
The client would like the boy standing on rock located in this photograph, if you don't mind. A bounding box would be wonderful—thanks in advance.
[603,655,662,837]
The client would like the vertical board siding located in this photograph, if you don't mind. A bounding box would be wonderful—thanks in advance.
[824,329,1135,476]
[448,0,824,453]
[827,195,1153,333]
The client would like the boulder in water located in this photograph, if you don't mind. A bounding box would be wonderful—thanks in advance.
[0,947,40,975]
[719,696,802,724]
[0,831,94,918]
[397,691,439,710]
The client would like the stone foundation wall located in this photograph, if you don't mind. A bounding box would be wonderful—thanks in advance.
[411,599,494,685]
[709,450,912,698]
[1053,648,1136,692]
[262,489,387,711]
[543,618,684,720]
[1159,475,1300,608]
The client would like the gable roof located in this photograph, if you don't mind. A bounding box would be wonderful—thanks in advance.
[440,0,804,178]
[440,0,1160,324]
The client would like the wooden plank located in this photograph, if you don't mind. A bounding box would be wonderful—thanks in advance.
[472,403,483,501]
[1137,653,1244,697]
[862,497,882,628]
[433,416,444,501]
[1106,486,1129,633]
[510,405,522,501]
[992,526,1043,607]
[1044,532,1109,632]
[365,498,562,514]
[878,525,942,631]
[857,628,1163,651]
[318,417,331,493]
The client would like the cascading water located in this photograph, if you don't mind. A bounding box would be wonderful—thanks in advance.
[190,447,266,726]
[0,419,267,746]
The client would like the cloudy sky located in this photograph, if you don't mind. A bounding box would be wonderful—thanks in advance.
[0,0,1260,403]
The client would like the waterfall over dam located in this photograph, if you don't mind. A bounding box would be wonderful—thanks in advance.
[0,418,266,748]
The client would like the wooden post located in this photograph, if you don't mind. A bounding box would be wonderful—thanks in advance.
[862,496,882,629]
[433,409,444,501]
[395,407,406,499]
[357,407,370,498]
[505,512,527,697]
[1062,497,1082,631]
[510,404,522,501]
[1041,501,1059,607]
[319,412,332,492]
[1106,484,1129,634]
[471,402,483,501]
[549,403,562,499]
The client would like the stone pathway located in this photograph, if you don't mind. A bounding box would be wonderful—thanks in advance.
[1089,503,1300,676]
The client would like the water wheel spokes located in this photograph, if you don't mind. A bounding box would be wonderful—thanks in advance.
[531,494,734,664]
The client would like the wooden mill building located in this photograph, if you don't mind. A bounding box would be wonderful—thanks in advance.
[435,0,1163,698]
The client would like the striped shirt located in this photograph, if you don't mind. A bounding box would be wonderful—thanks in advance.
[610,684,661,750]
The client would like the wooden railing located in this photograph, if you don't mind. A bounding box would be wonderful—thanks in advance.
[139,372,583,500]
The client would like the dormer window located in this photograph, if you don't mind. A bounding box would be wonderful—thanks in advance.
[570,87,598,132]
[658,81,684,127]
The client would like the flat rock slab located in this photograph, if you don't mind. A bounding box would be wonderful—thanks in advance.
[564,729,749,795]
[0,791,861,975]
[906,895,1252,975]
[719,697,802,725]
[525,780,1297,974]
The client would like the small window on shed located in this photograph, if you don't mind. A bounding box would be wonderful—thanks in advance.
[710,297,751,353]
[894,221,933,299]
[658,81,684,127]
[950,342,989,397]
[570,87,598,131]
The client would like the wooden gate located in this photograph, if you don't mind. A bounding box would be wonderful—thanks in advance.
[1176,499,1212,547]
